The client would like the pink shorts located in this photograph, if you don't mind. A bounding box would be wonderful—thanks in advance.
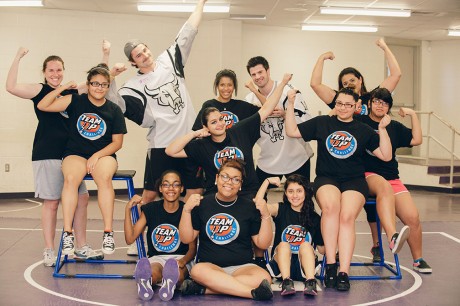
[365,172,408,195]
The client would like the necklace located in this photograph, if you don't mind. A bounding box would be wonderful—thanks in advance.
[215,194,238,207]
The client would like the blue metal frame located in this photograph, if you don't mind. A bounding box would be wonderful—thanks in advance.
[317,199,402,280]
[53,170,147,279]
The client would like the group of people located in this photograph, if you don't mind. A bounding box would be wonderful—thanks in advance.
[6,0,431,302]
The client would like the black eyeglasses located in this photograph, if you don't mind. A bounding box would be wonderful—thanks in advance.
[218,174,242,184]
[89,81,110,89]
[161,182,182,189]
[372,99,390,107]
[336,102,355,109]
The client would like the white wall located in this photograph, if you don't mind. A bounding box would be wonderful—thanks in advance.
[1,7,459,193]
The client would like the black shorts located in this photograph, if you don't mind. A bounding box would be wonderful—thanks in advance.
[363,202,377,222]
[256,160,311,188]
[144,148,199,191]
[313,176,369,200]
[267,254,304,281]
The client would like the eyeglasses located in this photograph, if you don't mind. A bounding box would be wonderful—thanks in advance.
[89,81,110,88]
[218,174,242,184]
[161,182,182,189]
[372,99,390,107]
[336,102,355,109]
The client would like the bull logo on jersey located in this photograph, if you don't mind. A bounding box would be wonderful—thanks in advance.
[221,111,239,129]
[151,223,180,253]
[261,118,284,143]
[76,113,106,140]
[206,213,240,245]
[281,225,312,254]
[326,131,357,159]
[145,75,184,114]
[214,146,244,169]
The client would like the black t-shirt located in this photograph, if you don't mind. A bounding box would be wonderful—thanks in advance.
[191,194,261,267]
[298,115,380,181]
[64,94,127,159]
[356,115,412,180]
[141,200,189,257]
[272,202,323,257]
[184,112,261,195]
[30,83,78,161]
[192,98,260,131]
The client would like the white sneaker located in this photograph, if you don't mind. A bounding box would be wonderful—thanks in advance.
[43,248,56,267]
[74,244,104,260]
[127,242,138,256]
[62,232,75,255]
[102,231,115,255]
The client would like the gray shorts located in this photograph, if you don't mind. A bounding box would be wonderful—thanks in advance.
[32,159,87,200]
[221,263,258,275]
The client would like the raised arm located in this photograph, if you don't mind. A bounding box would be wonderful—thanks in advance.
[254,177,280,217]
[245,79,266,104]
[376,38,401,92]
[179,194,202,244]
[310,52,337,104]
[252,197,274,249]
[285,89,302,138]
[258,73,292,121]
[101,39,111,65]
[399,107,422,146]
[36,81,76,112]
[124,195,146,244]
[186,0,207,29]
[165,128,210,158]
[6,47,42,99]
[371,114,393,161]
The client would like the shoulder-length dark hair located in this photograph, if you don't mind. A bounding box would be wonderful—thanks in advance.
[282,174,315,229]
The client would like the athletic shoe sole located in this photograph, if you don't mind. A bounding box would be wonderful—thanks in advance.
[134,258,153,301]
[159,258,180,301]
[391,225,410,254]
[280,289,296,296]
[304,288,317,296]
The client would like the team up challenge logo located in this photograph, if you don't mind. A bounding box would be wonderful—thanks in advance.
[221,111,239,129]
[280,225,311,253]
[151,224,181,253]
[325,131,357,159]
[76,113,106,140]
[214,147,244,169]
[206,213,240,245]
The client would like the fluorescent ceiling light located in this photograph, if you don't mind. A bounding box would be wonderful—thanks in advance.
[320,6,411,17]
[0,0,42,6]
[138,3,230,13]
[448,29,460,37]
[302,25,378,33]
[230,14,266,20]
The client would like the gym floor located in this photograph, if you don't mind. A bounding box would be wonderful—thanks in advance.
[1,189,459,305]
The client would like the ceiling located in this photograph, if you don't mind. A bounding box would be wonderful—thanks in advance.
[40,0,460,41]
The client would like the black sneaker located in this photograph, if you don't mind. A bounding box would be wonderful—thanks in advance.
[251,279,273,301]
[336,272,350,291]
[303,278,317,296]
[413,259,432,274]
[180,279,206,296]
[324,263,337,288]
[280,278,295,296]
[389,225,410,254]
[371,246,381,263]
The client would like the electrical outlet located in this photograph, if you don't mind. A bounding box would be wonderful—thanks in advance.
[5,164,10,172]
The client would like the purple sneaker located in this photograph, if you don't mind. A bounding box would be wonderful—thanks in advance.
[159,258,180,301]
[134,257,153,301]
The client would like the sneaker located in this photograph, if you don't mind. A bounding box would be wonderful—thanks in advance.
[371,246,381,263]
[251,279,273,301]
[280,278,295,296]
[159,258,180,301]
[102,231,115,255]
[180,279,206,296]
[134,257,153,301]
[336,272,350,291]
[127,242,138,256]
[324,263,337,288]
[304,278,318,296]
[43,248,56,267]
[74,244,104,260]
[413,259,432,274]
[389,225,410,254]
[62,232,75,255]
